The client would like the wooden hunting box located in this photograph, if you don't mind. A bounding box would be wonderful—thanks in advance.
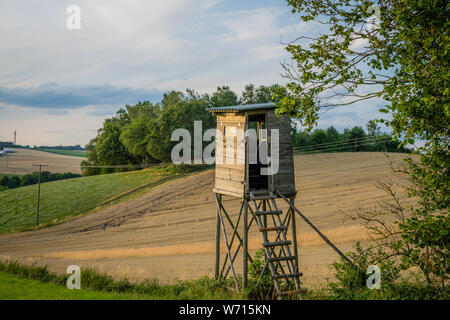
[208,103,295,198]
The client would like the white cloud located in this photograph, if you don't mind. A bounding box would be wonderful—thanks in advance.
[0,2,306,89]
[0,1,383,145]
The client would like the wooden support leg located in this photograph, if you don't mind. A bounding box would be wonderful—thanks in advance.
[277,191,355,269]
[215,193,221,279]
[215,193,239,290]
[243,199,248,288]
[220,202,244,278]
[290,194,299,272]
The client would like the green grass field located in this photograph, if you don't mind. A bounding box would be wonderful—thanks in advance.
[36,149,87,158]
[0,272,156,300]
[0,167,187,234]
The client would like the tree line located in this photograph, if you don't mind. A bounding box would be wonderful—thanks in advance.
[81,84,408,176]
[0,172,81,191]
[0,141,85,151]
[35,145,85,151]
[81,85,278,175]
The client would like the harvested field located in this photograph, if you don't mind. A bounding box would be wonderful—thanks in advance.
[0,152,410,287]
[0,148,83,175]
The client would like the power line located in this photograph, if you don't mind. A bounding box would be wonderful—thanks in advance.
[296,138,392,153]
[293,136,373,150]
[293,137,394,154]
[293,137,374,151]
[292,136,389,151]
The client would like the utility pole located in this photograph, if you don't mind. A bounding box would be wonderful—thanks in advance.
[33,163,48,227]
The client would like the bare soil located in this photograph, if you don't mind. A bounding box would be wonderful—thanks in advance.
[0,152,409,287]
[0,148,83,175]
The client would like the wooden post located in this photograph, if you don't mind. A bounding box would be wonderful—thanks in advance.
[290,195,299,272]
[215,193,239,290]
[262,199,267,239]
[33,163,47,227]
[215,193,221,279]
[243,199,248,288]
[278,192,356,268]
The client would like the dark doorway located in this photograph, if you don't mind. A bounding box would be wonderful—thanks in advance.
[247,113,269,191]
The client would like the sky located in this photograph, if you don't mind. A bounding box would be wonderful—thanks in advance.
[0,0,386,146]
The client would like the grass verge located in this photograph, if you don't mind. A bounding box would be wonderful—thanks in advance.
[0,259,443,300]
[0,260,240,300]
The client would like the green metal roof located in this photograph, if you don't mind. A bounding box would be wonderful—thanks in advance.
[207,102,276,113]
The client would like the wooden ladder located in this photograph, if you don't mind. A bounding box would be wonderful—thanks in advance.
[249,191,303,298]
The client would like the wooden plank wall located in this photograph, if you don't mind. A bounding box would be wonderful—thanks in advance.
[266,111,296,194]
[214,113,246,197]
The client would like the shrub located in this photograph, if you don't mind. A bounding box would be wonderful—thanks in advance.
[247,249,276,299]
[324,248,448,300]
[80,268,116,291]
[0,176,9,187]
[21,174,36,186]
[7,176,20,189]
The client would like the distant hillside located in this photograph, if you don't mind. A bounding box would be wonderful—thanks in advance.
[0,142,85,151]
[35,149,87,158]
[0,165,190,233]
[0,148,84,175]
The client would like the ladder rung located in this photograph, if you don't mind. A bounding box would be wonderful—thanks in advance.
[268,256,295,262]
[273,272,303,279]
[259,226,288,232]
[263,240,291,247]
[255,210,282,216]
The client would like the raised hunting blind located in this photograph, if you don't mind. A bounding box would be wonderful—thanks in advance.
[208,103,354,298]
[209,103,295,198]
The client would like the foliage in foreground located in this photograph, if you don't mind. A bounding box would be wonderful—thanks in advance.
[1,258,446,300]
[276,0,449,300]
[245,246,447,300]
[338,159,449,295]
[304,242,449,300]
